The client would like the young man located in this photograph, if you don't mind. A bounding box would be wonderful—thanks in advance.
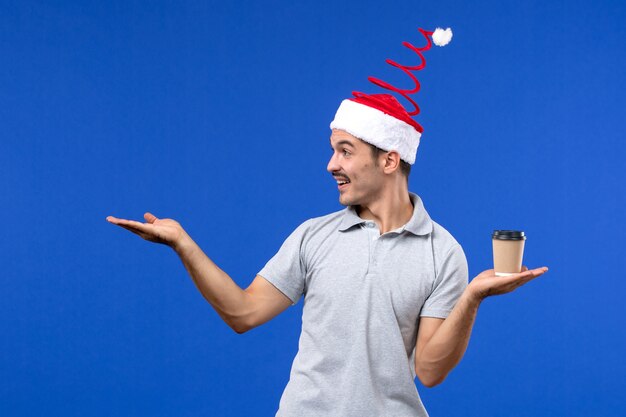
[107,29,548,416]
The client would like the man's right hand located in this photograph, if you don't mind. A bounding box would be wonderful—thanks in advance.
[106,212,187,250]
[106,211,293,332]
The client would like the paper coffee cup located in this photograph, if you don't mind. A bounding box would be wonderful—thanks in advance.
[492,230,526,276]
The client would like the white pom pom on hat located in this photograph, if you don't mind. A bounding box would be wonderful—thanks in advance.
[432,27,453,46]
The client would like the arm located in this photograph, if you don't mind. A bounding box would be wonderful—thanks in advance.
[107,212,292,333]
[414,266,549,387]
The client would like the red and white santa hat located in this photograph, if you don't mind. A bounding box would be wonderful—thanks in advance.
[330,27,453,165]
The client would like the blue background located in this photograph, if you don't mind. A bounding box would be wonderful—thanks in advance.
[2,0,625,416]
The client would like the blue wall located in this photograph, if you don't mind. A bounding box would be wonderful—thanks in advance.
[2,1,625,415]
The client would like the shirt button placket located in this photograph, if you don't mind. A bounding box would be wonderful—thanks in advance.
[366,222,379,269]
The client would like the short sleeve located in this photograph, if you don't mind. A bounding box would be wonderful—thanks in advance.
[420,244,468,318]
[257,220,310,306]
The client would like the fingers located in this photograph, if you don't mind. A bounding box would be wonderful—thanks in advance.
[107,214,156,227]
[106,215,135,225]
[116,222,148,238]
[517,266,549,284]
[107,216,154,233]
[516,267,546,278]
[144,212,158,223]
[527,266,548,276]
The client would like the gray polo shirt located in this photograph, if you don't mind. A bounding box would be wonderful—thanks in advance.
[258,192,468,417]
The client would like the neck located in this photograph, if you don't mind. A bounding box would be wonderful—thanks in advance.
[356,182,413,234]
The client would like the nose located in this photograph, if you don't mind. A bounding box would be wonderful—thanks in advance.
[327,151,340,173]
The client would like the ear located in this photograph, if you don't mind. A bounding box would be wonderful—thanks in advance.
[382,151,402,175]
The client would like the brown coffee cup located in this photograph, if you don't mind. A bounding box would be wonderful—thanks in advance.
[492,230,526,276]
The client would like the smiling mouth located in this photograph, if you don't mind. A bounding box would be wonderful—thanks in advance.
[337,180,350,190]
[333,174,351,190]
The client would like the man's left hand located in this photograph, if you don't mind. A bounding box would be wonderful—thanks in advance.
[467,266,549,303]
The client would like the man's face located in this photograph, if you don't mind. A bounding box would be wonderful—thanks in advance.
[327,129,385,207]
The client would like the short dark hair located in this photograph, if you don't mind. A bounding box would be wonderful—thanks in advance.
[368,143,411,179]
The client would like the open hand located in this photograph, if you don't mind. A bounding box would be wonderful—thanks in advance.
[106,212,187,249]
[467,266,549,303]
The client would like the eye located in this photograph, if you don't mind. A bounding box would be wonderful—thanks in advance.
[342,149,351,156]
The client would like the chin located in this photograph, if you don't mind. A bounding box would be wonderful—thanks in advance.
[339,194,358,207]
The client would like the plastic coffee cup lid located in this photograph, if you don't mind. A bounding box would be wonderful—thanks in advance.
[492,230,526,240]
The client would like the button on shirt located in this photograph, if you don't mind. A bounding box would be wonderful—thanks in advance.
[258,192,468,417]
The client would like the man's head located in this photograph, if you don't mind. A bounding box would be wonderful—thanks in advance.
[327,27,453,203]
[327,129,410,207]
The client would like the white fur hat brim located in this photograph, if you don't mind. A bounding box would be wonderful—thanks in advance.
[329,99,421,165]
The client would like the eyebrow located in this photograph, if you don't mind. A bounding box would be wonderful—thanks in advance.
[330,139,355,148]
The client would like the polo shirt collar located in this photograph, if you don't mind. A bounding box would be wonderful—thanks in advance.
[338,192,433,236]
[403,192,433,236]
